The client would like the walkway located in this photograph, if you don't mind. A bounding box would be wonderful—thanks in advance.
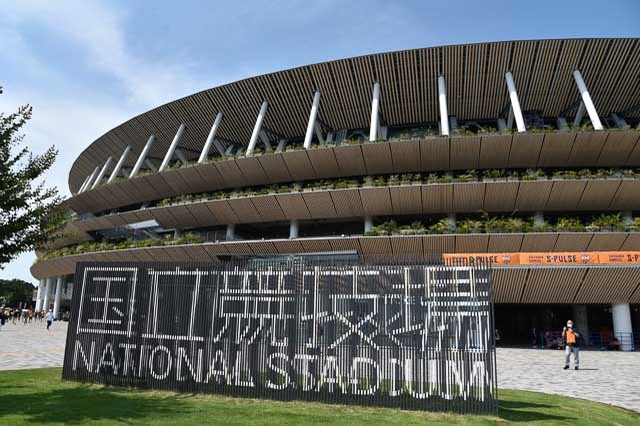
[497,347,640,413]
[1,323,638,412]
[0,320,67,370]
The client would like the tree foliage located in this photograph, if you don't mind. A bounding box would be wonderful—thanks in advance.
[0,278,35,307]
[0,86,64,268]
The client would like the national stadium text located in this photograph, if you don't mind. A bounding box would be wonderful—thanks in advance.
[63,259,497,413]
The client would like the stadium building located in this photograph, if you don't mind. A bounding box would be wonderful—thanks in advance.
[32,38,640,349]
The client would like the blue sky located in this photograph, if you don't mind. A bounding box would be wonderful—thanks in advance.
[1,0,639,284]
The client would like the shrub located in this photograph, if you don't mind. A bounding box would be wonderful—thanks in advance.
[428,218,452,234]
[555,217,585,232]
[587,213,624,231]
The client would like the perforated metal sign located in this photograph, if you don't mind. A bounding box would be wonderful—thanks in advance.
[63,258,497,413]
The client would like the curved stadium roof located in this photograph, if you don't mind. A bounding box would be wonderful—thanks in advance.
[69,38,640,193]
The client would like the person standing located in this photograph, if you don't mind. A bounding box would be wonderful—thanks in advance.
[562,319,581,370]
[0,310,6,331]
[45,309,54,331]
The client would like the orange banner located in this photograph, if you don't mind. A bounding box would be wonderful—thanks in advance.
[519,252,597,265]
[598,251,640,264]
[443,251,640,266]
[443,253,519,265]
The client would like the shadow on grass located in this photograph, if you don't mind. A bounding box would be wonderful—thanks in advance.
[0,385,191,424]
[498,397,574,422]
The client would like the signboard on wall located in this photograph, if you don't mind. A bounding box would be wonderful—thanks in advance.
[62,259,497,413]
[444,251,640,266]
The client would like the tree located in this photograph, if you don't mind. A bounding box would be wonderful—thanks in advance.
[0,86,64,268]
[0,278,35,308]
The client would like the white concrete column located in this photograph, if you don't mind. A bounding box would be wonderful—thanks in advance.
[226,223,235,241]
[42,277,52,311]
[369,82,380,141]
[534,211,545,227]
[130,135,156,178]
[81,166,101,193]
[199,112,224,163]
[145,159,158,171]
[53,276,63,319]
[246,101,269,156]
[622,211,634,228]
[314,122,325,144]
[612,303,634,351]
[77,174,92,194]
[504,72,526,133]
[573,70,603,130]
[572,305,590,346]
[108,146,131,183]
[175,149,189,165]
[35,279,44,311]
[573,101,586,129]
[447,213,457,231]
[159,123,186,171]
[610,113,629,129]
[438,76,450,136]
[289,220,299,239]
[304,91,321,149]
[91,156,113,189]
[364,216,373,233]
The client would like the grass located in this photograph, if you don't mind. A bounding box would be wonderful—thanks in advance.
[0,368,638,425]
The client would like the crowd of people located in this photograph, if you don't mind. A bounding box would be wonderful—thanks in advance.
[0,307,69,331]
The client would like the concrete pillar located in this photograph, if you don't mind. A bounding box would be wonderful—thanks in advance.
[612,303,634,351]
[314,121,325,145]
[438,76,450,136]
[572,305,589,346]
[534,211,545,227]
[304,91,321,149]
[130,135,155,178]
[91,156,113,189]
[557,117,570,131]
[447,213,457,231]
[246,102,268,156]
[573,101,586,129]
[611,113,629,129]
[199,112,224,163]
[289,220,299,239]
[35,279,44,311]
[364,217,374,233]
[174,228,182,238]
[53,277,63,319]
[159,123,186,171]
[504,72,526,133]
[226,224,235,241]
[369,82,380,141]
[108,146,131,183]
[77,174,92,194]
[42,277,52,311]
[82,166,101,193]
[573,70,604,130]
[622,211,633,228]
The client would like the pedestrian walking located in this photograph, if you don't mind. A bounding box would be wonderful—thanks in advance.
[0,310,6,331]
[45,309,54,331]
[562,319,581,370]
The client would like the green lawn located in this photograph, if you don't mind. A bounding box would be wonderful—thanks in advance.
[0,368,637,425]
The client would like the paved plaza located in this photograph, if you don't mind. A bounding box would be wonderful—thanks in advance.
[497,347,640,413]
[1,322,639,412]
[0,320,67,371]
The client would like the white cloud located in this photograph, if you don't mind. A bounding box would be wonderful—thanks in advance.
[0,1,209,284]
[6,0,207,107]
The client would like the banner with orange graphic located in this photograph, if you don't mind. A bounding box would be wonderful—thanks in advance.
[443,251,640,266]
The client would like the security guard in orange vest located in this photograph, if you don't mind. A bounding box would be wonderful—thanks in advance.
[562,320,581,370]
